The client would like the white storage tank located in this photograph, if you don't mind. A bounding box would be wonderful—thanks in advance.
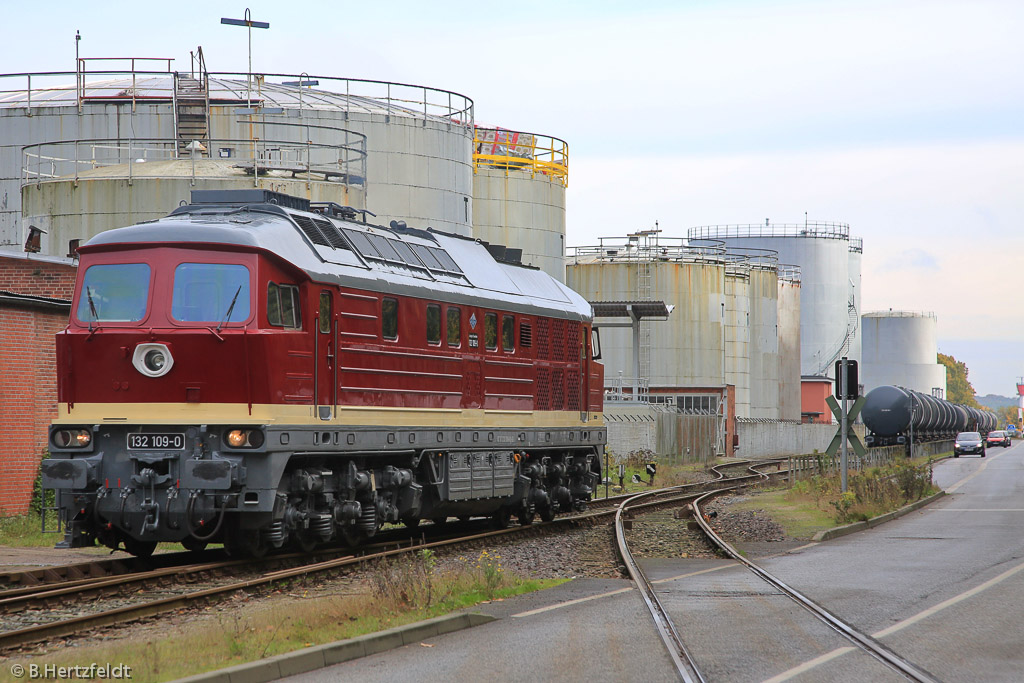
[861,310,947,396]
[847,237,863,373]
[472,127,567,282]
[1,61,475,256]
[690,222,856,379]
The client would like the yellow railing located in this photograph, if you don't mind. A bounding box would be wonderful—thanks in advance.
[473,127,568,187]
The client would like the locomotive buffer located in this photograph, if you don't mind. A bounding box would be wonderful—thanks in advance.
[826,358,866,492]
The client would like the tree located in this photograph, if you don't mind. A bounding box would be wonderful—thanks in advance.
[937,353,981,409]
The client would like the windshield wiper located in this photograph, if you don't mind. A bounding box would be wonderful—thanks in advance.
[216,286,243,333]
[85,286,102,336]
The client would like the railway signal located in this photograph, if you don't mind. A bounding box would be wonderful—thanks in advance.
[827,357,865,493]
[645,462,657,484]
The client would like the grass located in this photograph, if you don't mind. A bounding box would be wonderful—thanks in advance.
[2,548,566,683]
[0,515,57,547]
[731,458,940,539]
[729,487,836,540]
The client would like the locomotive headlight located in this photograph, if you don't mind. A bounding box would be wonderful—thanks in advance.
[225,428,265,449]
[144,349,166,372]
[53,428,91,448]
[132,343,174,378]
[227,430,247,447]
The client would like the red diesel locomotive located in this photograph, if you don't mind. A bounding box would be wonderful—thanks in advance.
[43,190,605,556]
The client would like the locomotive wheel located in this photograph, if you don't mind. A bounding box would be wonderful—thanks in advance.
[123,538,157,558]
[292,534,317,553]
[226,531,268,558]
[181,537,208,553]
[517,510,535,526]
[340,526,365,547]
[491,508,511,529]
[539,506,556,523]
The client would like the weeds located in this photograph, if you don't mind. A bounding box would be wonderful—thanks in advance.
[789,460,936,524]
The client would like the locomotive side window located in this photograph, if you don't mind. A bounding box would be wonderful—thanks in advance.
[447,307,461,347]
[485,312,498,350]
[171,263,250,323]
[77,263,151,323]
[426,304,441,345]
[318,291,331,334]
[502,315,514,352]
[382,298,398,340]
[267,282,301,329]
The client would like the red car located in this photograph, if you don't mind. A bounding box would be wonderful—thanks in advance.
[986,431,1011,448]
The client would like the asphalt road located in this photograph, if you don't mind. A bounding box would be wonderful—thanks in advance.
[284,443,1024,682]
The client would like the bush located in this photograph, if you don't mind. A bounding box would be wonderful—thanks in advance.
[790,460,935,525]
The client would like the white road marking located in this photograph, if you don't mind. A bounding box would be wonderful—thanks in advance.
[761,648,857,683]
[931,508,1024,512]
[944,449,1011,493]
[764,555,1024,681]
[510,564,735,618]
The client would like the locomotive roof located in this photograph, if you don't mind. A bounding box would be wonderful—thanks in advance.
[82,201,592,321]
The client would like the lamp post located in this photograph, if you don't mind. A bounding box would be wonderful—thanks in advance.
[221,9,270,109]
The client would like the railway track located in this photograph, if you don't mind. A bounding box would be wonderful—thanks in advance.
[0,458,784,653]
[614,459,940,682]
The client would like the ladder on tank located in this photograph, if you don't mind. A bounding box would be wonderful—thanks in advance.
[173,49,210,158]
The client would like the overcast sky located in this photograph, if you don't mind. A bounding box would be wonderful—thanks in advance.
[4,0,1022,395]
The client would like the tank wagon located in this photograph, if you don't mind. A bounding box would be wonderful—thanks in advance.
[41,189,604,557]
[862,384,997,447]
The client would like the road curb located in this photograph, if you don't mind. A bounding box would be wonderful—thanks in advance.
[811,490,946,543]
[173,611,496,683]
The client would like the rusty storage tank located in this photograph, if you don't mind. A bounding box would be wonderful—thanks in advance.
[471,127,567,282]
[1,56,475,256]
[776,266,802,421]
[724,258,751,418]
[566,234,728,392]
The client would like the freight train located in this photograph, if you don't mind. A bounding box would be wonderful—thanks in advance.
[42,189,605,557]
[861,384,998,448]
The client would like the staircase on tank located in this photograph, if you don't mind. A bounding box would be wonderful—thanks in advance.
[175,74,209,158]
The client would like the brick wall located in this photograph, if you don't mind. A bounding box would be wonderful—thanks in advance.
[0,254,76,515]
[0,258,76,300]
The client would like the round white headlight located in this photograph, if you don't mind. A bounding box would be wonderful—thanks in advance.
[132,343,174,377]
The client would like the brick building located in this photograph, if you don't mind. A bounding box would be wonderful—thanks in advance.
[0,251,76,515]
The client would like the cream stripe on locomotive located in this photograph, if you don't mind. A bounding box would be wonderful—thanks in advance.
[57,402,604,429]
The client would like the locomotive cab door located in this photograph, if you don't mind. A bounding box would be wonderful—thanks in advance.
[315,290,335,420]
[581,324,590,422]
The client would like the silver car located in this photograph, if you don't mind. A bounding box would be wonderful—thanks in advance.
[954,431,985,457]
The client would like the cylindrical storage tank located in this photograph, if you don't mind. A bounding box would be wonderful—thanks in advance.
[566,238,727,390]
[472,128,567,282]
[746,259,780,420]
[1,68,476,256]
[861,311,947,396]
[724,265,751,418]
[777,266,802,421]
[689,223,854,378]
[847,237,863,379]
[21,162,365,253]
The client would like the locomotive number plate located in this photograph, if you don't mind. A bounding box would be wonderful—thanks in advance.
[128,433,185,450]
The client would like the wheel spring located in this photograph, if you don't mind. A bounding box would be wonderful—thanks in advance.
[262,521,286,545]
[310,514,333,539]
[357,501,377,533]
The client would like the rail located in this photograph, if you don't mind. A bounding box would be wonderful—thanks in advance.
[473,127,568,187]
[688,222,851,241]
[604,375,650,403]
[0,66,474,127]
[22,130,367,189]
[568,237,727,264]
